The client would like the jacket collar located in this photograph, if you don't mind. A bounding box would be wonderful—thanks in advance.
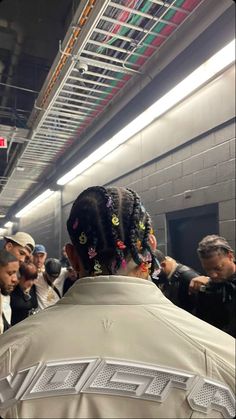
[58,275,168,306]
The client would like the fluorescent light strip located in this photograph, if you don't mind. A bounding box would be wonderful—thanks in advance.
[57,38,233,186]
[4,221,13,228]
[15,189,54,218]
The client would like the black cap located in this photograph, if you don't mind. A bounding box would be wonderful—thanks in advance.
[45,258,61,278]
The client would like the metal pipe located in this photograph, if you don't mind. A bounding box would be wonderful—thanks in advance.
[0,82,38,94]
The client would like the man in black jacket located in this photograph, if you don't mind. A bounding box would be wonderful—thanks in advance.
[152,250,208,313]
[10,262,38,325]
[189,235,236,337]
[0,249,19,333]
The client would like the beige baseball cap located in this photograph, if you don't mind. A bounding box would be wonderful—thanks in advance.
[4,232,35,253]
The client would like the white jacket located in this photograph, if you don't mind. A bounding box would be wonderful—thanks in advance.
[35,272,60,310]
[0,276,235,418]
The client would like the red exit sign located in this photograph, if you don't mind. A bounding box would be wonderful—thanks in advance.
[0,137,7,148]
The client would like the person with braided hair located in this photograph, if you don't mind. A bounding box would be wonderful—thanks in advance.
[66,186,155,280]
[0,187,235,419]
[189,235,236,337]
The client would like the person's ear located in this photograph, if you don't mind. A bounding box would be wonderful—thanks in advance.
[228,252,234,262]
[5,242,13,251]
[134,263,149,280]
[65,243,81,275]
[149,234,157,251]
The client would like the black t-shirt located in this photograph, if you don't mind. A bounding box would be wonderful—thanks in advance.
[63,277,76,296]
[10,284,38,326]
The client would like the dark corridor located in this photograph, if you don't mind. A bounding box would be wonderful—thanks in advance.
[167,204,219,273]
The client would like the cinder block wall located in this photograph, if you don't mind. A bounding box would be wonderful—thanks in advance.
[109,120,235,253]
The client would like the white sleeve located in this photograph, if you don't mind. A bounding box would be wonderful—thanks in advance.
[54,268,67,296]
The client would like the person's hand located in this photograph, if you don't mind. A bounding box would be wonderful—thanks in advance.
[189,276,210,294]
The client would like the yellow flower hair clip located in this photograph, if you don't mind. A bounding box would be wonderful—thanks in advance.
[94,260,102,275]
[139,221,145,230]
[112,214,119,226]
[79,232,87,244]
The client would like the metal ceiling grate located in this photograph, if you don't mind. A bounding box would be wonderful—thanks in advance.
[0,0,203,212]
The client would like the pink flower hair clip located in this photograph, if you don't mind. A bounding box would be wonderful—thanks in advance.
[73,218,79,230]
[88,247,97,259]
[116,240,126,250]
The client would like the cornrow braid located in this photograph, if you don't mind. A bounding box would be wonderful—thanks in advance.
[127,188,155,268]
[67,187,102,274]
[126,188,143,266]
[103,187,137,272]
[97,187,124,273]
[142,213,154,259]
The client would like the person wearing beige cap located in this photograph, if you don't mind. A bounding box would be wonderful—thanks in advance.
[4,232,35,263]
[2,232,35,327]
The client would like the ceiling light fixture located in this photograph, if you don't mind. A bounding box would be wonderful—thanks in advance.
[4,221,13,228]
[56,38,233,186]
[15,189,54,218]
[16,166,25,171]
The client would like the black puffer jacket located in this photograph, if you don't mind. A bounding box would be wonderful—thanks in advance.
[153,263,199,313]
[196,270,236,338]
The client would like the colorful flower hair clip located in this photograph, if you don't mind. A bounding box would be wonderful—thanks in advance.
[136,239,142,251]
[94,260,102,275]
[140,262,148,272]
[106,196,113,208]
[79,232,87,245]
[73,218,79,230]
[112,214,119,226]
[88,247,97,259]
[116,240,126,250]
[139,221,145,230]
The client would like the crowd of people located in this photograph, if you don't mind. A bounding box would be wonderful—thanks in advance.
[0,234,78,332]
[0,186,235,418]
[152,235,236,337]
